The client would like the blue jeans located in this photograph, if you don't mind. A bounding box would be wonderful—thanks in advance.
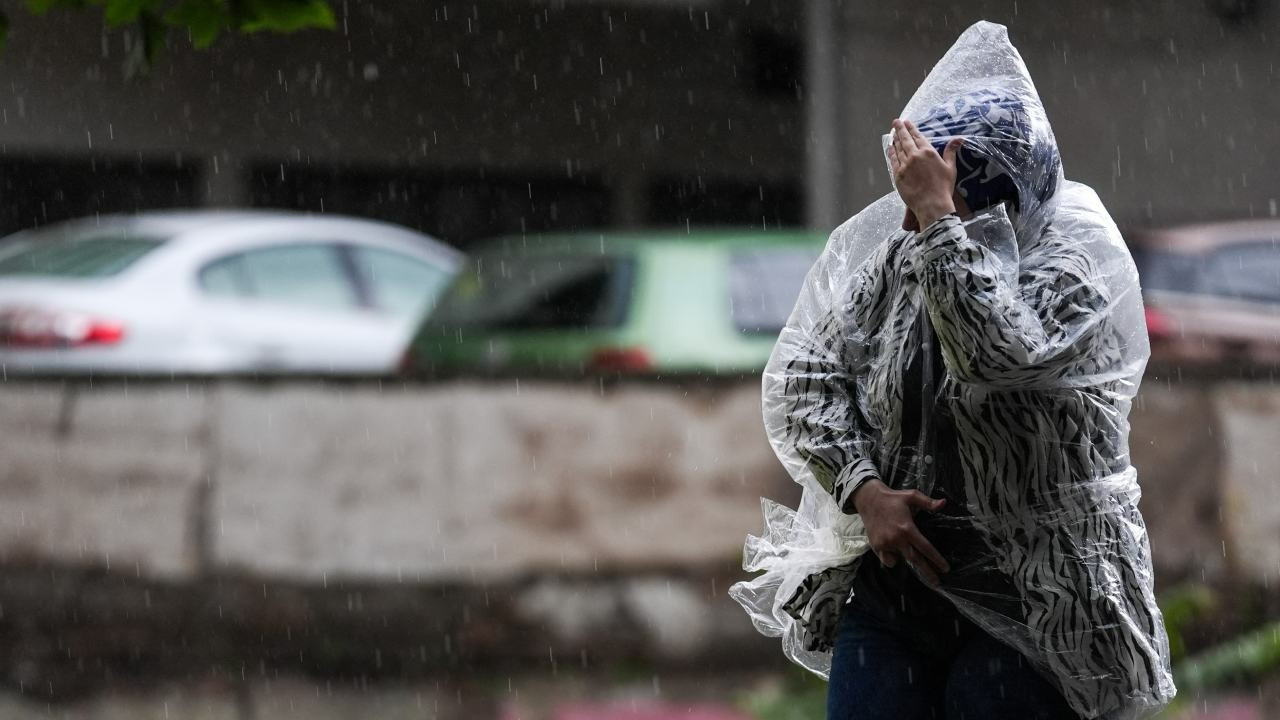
[827,574,1082,720]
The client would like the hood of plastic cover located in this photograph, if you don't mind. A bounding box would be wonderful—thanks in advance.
[882,21,1065,242]
[730,21,1174,720]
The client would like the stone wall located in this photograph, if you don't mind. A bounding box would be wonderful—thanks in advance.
[0,376,1272,702]
[0,380,787,582]
[1,377,1262,586]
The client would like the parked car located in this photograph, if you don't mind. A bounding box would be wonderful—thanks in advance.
[0,210,461,375]
[401,229,827,376]
[1132,219,1280,367]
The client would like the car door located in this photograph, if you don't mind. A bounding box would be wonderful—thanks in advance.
[1200,241,1280,363]
[196,241,399,373]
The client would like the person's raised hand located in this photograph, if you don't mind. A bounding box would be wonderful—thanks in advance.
[887,118,962,230]
[851,478,950,586]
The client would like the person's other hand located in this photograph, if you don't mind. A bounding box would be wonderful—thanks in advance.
[887,118,961,230]
[851,478,950,585]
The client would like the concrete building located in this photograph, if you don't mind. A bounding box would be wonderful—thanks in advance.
[0,0,1275,243]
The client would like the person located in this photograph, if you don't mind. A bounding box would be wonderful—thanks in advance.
[729,22,1175,720]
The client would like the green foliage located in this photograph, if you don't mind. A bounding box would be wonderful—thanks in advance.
[1158,583,1219,661]
[1176,621,1280,694]
[238,0,335,34]
[735,666,828,720]
[103,0,150,26]
[163,0,232,48]
[1155,582,1280,699]
[10,0,335,59]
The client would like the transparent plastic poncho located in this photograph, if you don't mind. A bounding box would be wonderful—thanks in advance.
[729,21,1175,720]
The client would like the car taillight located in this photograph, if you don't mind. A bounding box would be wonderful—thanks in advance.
[0,307,126,348]
[1144,305,1172,340]
[588,346,652,373]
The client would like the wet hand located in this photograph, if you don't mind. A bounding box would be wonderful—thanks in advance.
[851,478,951,585]
[887,118,962,230]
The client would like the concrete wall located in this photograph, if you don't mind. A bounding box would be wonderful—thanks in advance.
[837,1,1280,229]
[0,381,787,583]
[1,0,1276,235]
[0,0,805,227]
[0,377,1270,586]
[0,376,1272,699]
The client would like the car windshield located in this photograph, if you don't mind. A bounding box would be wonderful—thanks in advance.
[729,248,819,334]
[0,228,166,278]
[430,254,634,330]
[1134,247,1204,294]
[1203,240,1280,304]
[1136,240,1280,304]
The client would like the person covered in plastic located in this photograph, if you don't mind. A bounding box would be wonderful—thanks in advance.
[729,22,1174,720]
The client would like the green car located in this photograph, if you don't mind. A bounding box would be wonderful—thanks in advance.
[401,230,827,377]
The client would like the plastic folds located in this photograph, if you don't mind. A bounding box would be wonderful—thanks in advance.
[729,21,1175,720]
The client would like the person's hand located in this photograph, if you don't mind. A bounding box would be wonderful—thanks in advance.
[851,478,951,585]
[887,118,962,230]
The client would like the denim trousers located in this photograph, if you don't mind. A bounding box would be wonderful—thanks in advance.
[826,563,1083,720]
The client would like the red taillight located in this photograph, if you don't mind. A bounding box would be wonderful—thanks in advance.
[0,307,126,348]
[1144,305,1172,339]
[588,346,652,373]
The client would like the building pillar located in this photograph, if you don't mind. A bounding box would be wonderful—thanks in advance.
[804,0,846,232]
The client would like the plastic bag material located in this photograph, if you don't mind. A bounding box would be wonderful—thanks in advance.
[728,21,1175,720]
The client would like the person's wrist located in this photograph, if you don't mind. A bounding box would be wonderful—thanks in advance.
[851,478,886,515]
[913,198,956,229]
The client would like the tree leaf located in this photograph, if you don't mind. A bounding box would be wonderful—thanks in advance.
[163,0,231,48]
[104,0,153,27]
[24,0,63,15]
[236,0,336,34]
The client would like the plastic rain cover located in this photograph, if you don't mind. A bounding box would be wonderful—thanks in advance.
[729,21,1175,720]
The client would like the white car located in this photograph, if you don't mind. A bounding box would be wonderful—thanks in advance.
[0,211,462,375]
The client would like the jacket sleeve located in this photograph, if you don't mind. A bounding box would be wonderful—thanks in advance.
[912,213,1116,390]
[765,244,886,514]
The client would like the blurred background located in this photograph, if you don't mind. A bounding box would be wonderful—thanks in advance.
[0,0,1277,718]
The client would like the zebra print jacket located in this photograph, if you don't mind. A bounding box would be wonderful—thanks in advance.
[731,22,1175,719]
[732,189,1176,720]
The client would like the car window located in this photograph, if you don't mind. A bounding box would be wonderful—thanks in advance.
[431,255,634,330]
[1204,241,1280,304]
[351,246,452,316]
[0,233,165,278]
[729,248,819,334]
[199,255,251,296]
[1133,248,1203,294]
[200,244,358,310]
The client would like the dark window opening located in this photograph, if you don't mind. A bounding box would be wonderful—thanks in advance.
[0,155,198,237]
[648,177,802,229]
[250,163,610,249]
[745,28,803,100]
